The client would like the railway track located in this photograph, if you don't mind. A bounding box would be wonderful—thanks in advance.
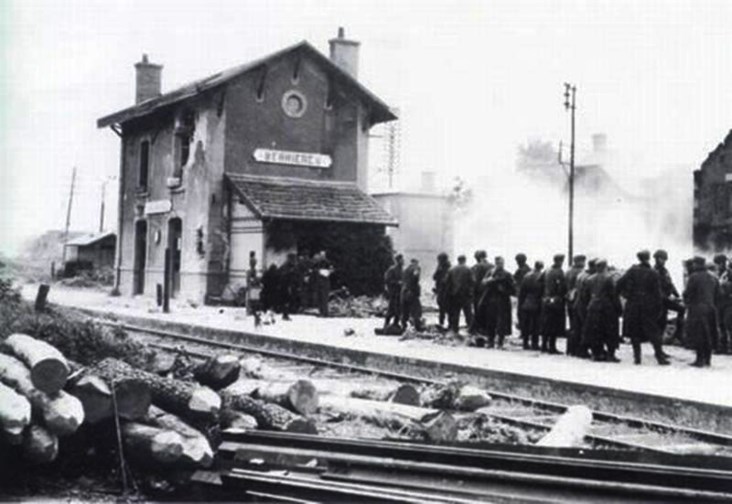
[103,319,732,457]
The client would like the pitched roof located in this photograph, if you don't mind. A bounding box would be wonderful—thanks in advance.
[226,173,397,226]
[97,41,396,128]
[64,231,116,247]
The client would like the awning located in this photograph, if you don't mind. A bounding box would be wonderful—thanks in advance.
[226,173,397,226]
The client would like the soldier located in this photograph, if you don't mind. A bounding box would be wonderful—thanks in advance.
[617,250,670,365]
[717,261,732,354]
[401,258,423,330]
[712,254,728,352]
[541,254,567,354]
[278,253,300,320]
[582,259,621,362]
[445,255,475,336]
[713,254,727,278]
[573,258,598,358]
[260,264,279,313]
[565,255,587,357]
[432,253,451,328]
[297,251,314,309]
[518,261,544,350]
[470,250,491,333]
[312,251,334,317]
[653,249,685,344]
[482,256,516,348]
[383,254,404,329]
[684,256,720,367]
[514,253,531,285]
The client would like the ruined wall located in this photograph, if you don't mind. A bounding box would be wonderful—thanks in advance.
[694,131,732,252]
[224,51,365,185]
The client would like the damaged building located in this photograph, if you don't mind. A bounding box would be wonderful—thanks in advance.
[694,130,732,252]
[98,29,397,303]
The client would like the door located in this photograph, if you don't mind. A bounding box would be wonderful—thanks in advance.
[168,218,182,297]
[133,220,147,294]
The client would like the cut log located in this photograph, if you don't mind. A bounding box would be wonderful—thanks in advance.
[147,405,214,468]
[239,356,267,378]
[253,380,318,416]
[536,405,593,448]
[388,384,420,406]
[4,333,70,394]
[453,386,492,412]
[319,395,457,442]
[220,409,258,430]
[68,369,150,422]
[0,381,31,444]
[23,424,58,464]
[122,422,185,465]
[193,354,240,390]
[91,358,219,422]
[221,390,317,434]
[0,353,84,436]
[67,375,112,424]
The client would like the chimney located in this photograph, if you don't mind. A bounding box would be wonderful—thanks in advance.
[328,27,360,79]
[592,133,607,153]
[134,54,163,104]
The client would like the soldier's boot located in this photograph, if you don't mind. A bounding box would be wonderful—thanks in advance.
[521,333,530,350]
[606,348,621,363]
[486,336,495,349]
[531,333,540,350]
[540,335,549,353]
[653,343,670,365]
[548,336,559,354]
[497,334,505,349]
[690,349,705,367]
[704,346,713,366]
[632,342,642,365]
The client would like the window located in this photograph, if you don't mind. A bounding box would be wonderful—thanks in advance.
[139,140,150,191]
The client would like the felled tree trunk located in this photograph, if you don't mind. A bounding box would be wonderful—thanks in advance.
[221,391,316,434]
[193,354,240,390]
[351,384,420,406]
[236,379,318,416]
[0,354,84,436]
[0,382,31,444]
[23,424,58,464]
[319,395,457,442]
[4,333,70,394]
[147,405,214,468]
[67,375,112,424]
[453,386,492,412]
[92,358,219,422]
[220,409,258,430]
[121,423,185,465]
[536,405,593,448]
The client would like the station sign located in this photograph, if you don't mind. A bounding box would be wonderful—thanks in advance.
[253,148,332,168]
[144,199,172,215]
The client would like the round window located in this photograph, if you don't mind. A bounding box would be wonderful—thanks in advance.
[282,90,307,118]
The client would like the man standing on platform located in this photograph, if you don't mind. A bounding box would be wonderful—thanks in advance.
[718,261,732,354]
[684,256,720,367]
[518,261,544,350]
[653,249,685,345]
[278,253,300,321]
[312,251,334,318]
[573,258,598,358]
[582,258,621,362]
[383,254,404,330]
[483,256,516,349]
[541,254,567,354]
[565,255,586,356]
[617,250,670,365]
[445,255,475,337]
[401,258,423,330]
[470,250,491,333]
[432,253,451,329]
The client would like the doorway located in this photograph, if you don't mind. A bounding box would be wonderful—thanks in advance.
[133,220,147,295]
[167,218,182,298]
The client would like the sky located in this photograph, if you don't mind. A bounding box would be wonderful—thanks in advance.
[1,0,732,256]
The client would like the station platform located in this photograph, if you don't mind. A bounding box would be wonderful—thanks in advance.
[22,285,732,424]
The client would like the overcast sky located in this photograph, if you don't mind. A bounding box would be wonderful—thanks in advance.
[1,0,731,255]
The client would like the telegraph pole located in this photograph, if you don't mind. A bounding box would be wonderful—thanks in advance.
[61,167,77,266]
[564,83,576,262]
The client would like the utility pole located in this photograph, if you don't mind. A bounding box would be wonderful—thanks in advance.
[61,167,77,266]
[99,180,106,233]
[564,83,577,262]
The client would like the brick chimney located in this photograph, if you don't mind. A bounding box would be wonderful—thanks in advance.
[134,54,163,104]
[328,27,360,79]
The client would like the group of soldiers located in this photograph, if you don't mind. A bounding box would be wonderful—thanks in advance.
[383,247,732,367]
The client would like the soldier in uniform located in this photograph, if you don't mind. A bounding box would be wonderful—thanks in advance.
[514,253,531,335]
[713,254,727,278]
[573,258,598,358]
[312,251,334,317]
[616,250,670,365]
[445,255,475,336]
[482,256,516,348]
[565,255,587,357]
[470,250,491,334]
[684,256,720,367]
[518,261,544,350]
[653,249,685,345]
[278,253,300,320]
[716,261,732,354]
[383,254,404,330]
[401,258,423,330]
[541,254,567,354]
[432,252,451,328]
[582,259,622,362]
[712,254,728,352]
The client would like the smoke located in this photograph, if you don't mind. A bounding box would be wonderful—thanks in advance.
[453,152,693,288]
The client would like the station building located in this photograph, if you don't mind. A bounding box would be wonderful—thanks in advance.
[694,130,732,252]
[98,29,397,303]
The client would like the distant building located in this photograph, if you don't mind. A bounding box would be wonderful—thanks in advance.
[693,130,732,251]
[97,29,397,302]
[63,231,116,271]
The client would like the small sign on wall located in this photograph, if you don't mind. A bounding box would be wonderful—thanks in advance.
[253,148,332,168]
[144,199,172,215]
